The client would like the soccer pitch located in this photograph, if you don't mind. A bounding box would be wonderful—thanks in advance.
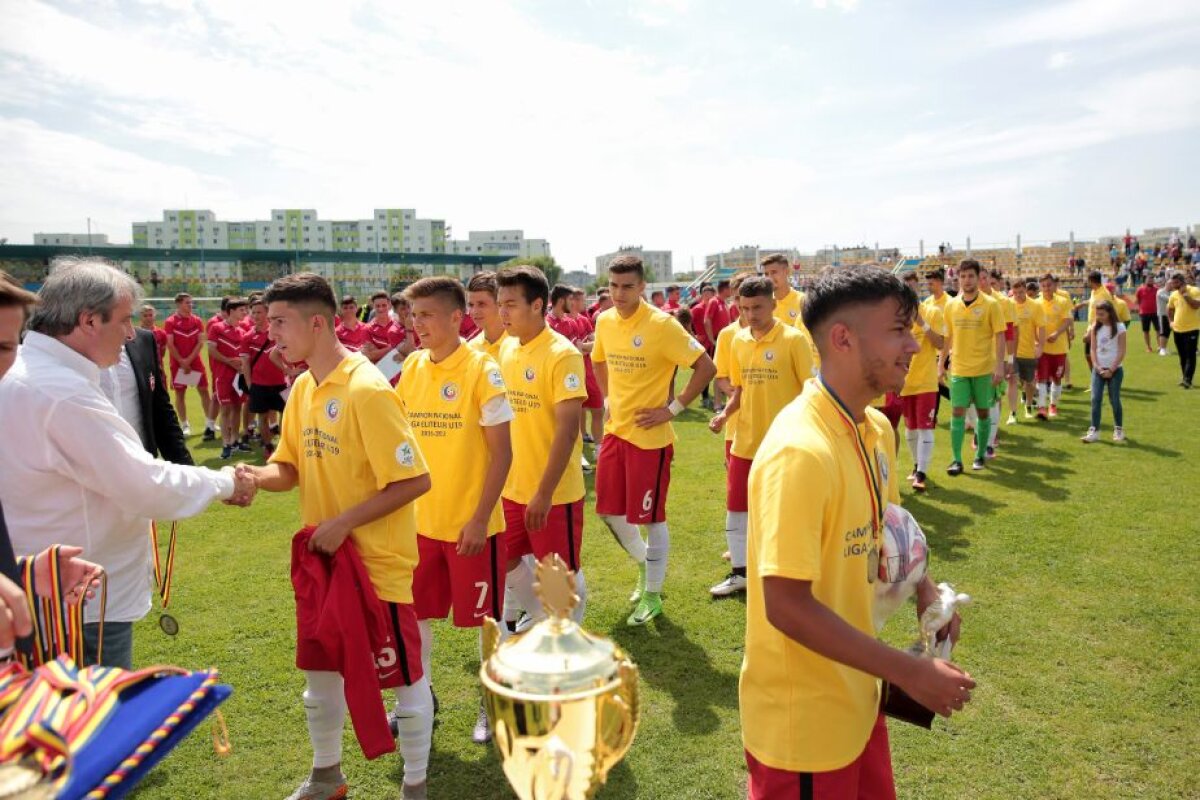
[134,329,1198,799]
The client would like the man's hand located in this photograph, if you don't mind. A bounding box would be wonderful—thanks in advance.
[634,405,674,429]
[1047,331,1059,343]
[309,517,352,555]
[180,364,193,374]
[0,575,31,650]
[897,656,976,718]
[34,546,103,605]
[992,366,1005,386]
[524,491,552,534]
[457,518,487,557]
[223,466,257,506]
[708,411,728,434]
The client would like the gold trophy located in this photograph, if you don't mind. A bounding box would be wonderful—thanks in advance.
[481,555,640,800]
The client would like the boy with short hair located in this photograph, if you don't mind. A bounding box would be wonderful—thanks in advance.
[162,292,213,438]
[208,297,251,459]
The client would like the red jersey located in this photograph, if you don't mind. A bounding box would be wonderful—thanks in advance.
[366,319,396,351]
[208,319,245,380]
[1135,284,1159,315]
[206,313,224,339]
[238,316,254,332]
[241,327,286,385]
[691,300,713,347]
[459,315,479,339]
[162,313,204,361]
[388,324,420,351]
[705,298,731,338]
[546,312,578,341]
[146,326,168,361]
[569,313,594,340]
[336,321,372,352]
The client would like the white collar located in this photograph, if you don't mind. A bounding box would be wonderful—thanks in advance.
[21,331,103,385]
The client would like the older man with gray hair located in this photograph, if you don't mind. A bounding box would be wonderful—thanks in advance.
[0,257,256,669]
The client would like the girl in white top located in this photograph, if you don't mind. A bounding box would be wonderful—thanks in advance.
[1083,300,1127,443]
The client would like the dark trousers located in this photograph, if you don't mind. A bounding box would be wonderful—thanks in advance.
[1176,330,1199,385]
[83,621,134,670]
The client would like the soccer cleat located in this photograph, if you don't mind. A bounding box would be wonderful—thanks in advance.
[912,471,927,492]
[629,562,647,604]
[1035,407,1048,420]
[514,611,543,634]
[709,572,747,597]
[1064,382,1073,390]
[1006,413,1017,425]
[401,781,428,800]
[202,427,215,441]
[626,592,663,626]
[1024,406,1034,419]
[220,445,232,460]
[985,446,996,460]
[907,467,918,483]
[1113,426,1126,442]
[1048,405,1059,418]
[285,774,348,800]
[1081,427,1099,443]
[472,701,492,744]
[580,454,594,473]
[582,433,595,444]
[1159,348,1168,356]
[181,422,191,437]
[270,423,281,435]
[236,441,253,453]
[946,461,963,476]
[972,458,986,471]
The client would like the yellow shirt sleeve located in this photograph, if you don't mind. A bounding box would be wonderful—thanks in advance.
[550,349,588,403]
[591,318,607,363]
[730,340,744,389]
[355,386,429,490]
[660,315,706,368]
[790,332,816,385]
[754,446,831,582]
[475,354,507,409]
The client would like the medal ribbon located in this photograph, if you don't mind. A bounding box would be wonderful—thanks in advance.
[150,522,178,610]
[18,547,104,669]
[815,377,884,540]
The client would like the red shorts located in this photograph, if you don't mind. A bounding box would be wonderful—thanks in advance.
[1036,353,1067,383]
[726,455,752,512]
[582,360,603,410]
[297,599,424,690]
[595,435,672,524]
[900,392,938,430]
[877,392,903,430]
[1004,322,1015,342]
[503,498,585,571]
[169,360,208,389]
[215,375,247,405]
[413,534,506,627]
[746,714,895,800]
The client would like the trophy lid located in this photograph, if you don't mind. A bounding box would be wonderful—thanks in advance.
[484,555,626,697]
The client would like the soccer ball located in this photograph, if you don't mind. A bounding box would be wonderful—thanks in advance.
[872,503,929,632]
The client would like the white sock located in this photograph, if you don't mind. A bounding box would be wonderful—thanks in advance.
[988,404,1000,447]
[602,515,647,563]
[573,571,588,623]
[393,676,434,786]
[645,522,670,593]
[506,563,543,623]
[916,430,935,473]
[904,428,919,468]
[503,561,531,622]
[205,417,216,429]
[1051,383,1062,404]
[725,512,748,570]
[1036,382,1047,407]
[302,670,346,769]
[417,619,433,682]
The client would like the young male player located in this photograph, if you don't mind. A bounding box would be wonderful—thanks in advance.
[741,266,972,799]
[898,271,945,492]
[465,271,508,359]
[494,266,589,630]
[237,273,434,800]
[943,260,1006,474]
[361,291,398,364]
[396,277,512,746]
[546,286,593,470]
[924,268,951,403]
[1166,270,1200,388]
[162,292,213,438]
[1037,274,1074,419]
[761,253,805,330]
[568,287,605,448]
[336,295,371,352]
[204,298,230,439]
[242,297,288,458]
[1011,280,1045,419]
[592,255,716,626]
[140,304,167,364]
[707,276,814,596]
[207,297,251,459]
[987,270,1021,427]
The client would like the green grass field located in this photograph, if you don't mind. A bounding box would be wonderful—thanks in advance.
[133,327,1198,799]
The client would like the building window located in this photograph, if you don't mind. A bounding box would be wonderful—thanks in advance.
[279,238,285,244]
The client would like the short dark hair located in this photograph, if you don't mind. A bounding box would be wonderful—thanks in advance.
[220,295,232,313]
[925,268,945,282]
[717,279,731,292]
[390,292,408,308]
[0,270,38,312]
[802,266,918,341]
[174,292,191,304]
[570,286,586,298]
[730,271,755,293]
[247,291,264,304]
[990,269,1003,280]
[608,255,644,280]
[700,283,715,294]
[650,289,665,301]
[1024,280,1039,292]
[738,276,774,299]
[1169,270,1187,283]
[597,288,611,298]
[666,285,680,293]
[1040,273,1056,283]
[496,266,550,311]
[958,259,982,276]
[1087,270,1103,285]
[226,296,249,311]
[550,284,574,307]
[674,307,692,327]
[466,271,498,297]
[263,272,337,319]
[405,276,466,311]
[760,253,789,269]
[370,290,390,304]
[340,295,357,306]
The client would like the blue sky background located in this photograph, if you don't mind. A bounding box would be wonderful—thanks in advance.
[1,0,1197,273]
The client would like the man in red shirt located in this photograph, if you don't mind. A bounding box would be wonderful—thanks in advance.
[336,295,371,352]
[204,298,230,440]
[1132,273,1161,352]
[140,303,167,364]
[704,280,733,409]
[662,285,682,313]
[650,289,665,309]
[242,297,289,458]
[208,297,250,460]
[361,291,397,364]
[163,292,213,438]
[546,284,578,340]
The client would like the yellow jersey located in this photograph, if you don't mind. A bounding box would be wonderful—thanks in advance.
[1012,298,1046,360]
[944,293,1006,377]
[1040,294,1074,356]
[467,329,509,360]
[1168,286,1200,333]
[397,344,507,541]
[741,379,899,772]
[773,288,806,328]
[1087,286,1130,324]
[498,327,588,506]
[729,322,815,460]
[270,353,429,603]
[713,321,743,444]
[901,304,945,397]
[924,292,949,313]
[592,301,705,450]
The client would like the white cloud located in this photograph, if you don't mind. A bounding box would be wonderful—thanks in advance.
[1047,51,1073,70]
[988,0,1199,47]
[811,0,861,11]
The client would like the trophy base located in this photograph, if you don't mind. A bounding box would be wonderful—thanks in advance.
[881,682,934,729]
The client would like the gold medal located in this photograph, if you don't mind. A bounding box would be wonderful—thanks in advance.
[867,545,880,584]
[159,613,179,637]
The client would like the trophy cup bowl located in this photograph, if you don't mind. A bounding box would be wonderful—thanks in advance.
[480,555,640,800]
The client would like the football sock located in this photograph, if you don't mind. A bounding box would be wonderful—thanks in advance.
[645,522,670,593]
[975,412,991,460]
[573,570,588,623]
[393,676,434,786]
[950,415,966,462]
[905,428,919,467]
[602,515,647,563]
[505,561,539,622]
[725,511,748,570]
[417,619,433,681]
[1051,383,1062,404]
[917,430,935,473]
[1037,382,1048,407]
[302,670,346,769]
[988,404,1001,447]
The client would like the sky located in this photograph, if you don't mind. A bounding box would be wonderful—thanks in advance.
[1,0,1198,275]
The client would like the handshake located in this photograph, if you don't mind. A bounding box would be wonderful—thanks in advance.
[221,463,261,507]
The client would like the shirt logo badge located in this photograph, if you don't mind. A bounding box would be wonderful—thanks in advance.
[565,373,581,391]
[764,350,775,361]
[789,309,798,318]
[876,447,889,486]
[396,442,415,467]
[325,399,341,421]
[487,369,504,389]
[632,335,644,348]
[148,374,156,391]
[441,381,459,401]
[688,338,703,351]
[524,367,536,382]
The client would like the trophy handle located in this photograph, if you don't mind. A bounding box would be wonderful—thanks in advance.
[530,736,574,800]
[601,662,640,766]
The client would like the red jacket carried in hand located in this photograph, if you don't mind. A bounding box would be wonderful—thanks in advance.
[291,527,409,760]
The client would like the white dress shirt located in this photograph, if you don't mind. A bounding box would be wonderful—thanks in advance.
[101,349,145,447]
[0,333,235,623]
